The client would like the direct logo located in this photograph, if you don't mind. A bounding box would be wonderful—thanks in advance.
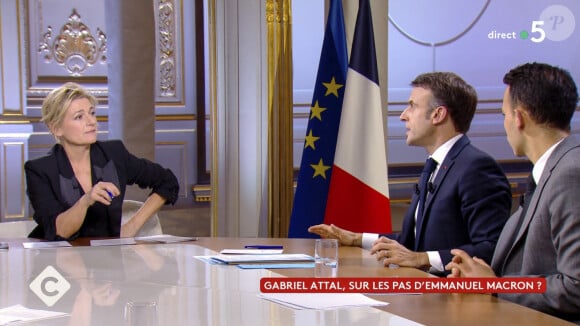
[29,266,71,307]
[487,4,575,43]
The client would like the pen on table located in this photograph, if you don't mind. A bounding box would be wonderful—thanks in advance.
[244,245,284,249]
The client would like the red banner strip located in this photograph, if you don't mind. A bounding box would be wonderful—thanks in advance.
[260,277,546,294]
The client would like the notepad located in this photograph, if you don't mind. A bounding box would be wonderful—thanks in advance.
[135,235,198,243]
[90,238,136,246]
[259,293,389,310]
[22,241,72,249]
[0,304,68,324]
[237,263,315,269]
[220,249,284,255]
[210,253,314,265]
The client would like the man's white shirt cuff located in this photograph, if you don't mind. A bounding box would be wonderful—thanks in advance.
[361,233,379,250]
[427,251,444,272]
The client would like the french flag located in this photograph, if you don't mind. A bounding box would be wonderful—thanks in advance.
[323,0,392,234]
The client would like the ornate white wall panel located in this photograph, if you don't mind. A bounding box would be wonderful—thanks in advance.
[154,0,185,105]
[155,120,196,199]
[0,125,32,221]
[0,0,26,115]
[31,3,108,78]
[26,0,191,116]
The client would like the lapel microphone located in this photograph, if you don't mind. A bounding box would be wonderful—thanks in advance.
[414,184,420,194]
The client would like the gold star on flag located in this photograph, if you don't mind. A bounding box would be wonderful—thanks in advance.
[304,130,320,150]
[310,101,327,121]
[310,158,331,179]
[322,77,343,97]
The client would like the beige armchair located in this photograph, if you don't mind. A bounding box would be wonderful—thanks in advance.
[121,200,163,237]
[0,220,38,238]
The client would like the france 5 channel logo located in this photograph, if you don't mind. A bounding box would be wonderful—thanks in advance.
[29,266,71,307]
[488,4,575,43]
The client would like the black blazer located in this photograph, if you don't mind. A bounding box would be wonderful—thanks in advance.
[25,140,179,240]
[386,135,512,267]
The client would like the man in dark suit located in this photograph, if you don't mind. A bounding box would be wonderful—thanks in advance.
[309,72,512,275]
[446,63,580,323]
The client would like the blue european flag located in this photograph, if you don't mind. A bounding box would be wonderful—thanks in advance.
[288,0,348,238]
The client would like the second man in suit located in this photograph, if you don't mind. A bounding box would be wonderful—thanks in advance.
[446,62,580,323]
[309,72,512,275]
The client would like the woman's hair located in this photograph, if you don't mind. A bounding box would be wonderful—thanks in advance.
[41,82,98,131]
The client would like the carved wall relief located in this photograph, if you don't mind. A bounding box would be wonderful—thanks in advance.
[38,8,107,76]
[155,0,183,104]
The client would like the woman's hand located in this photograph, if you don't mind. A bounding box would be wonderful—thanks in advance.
[85,181,120,206]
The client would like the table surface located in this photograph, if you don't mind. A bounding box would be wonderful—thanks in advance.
[0,237,573,325]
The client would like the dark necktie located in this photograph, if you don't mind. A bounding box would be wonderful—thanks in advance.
[515,174,536,234]
[520,174,536,210]
[417,158,437,220]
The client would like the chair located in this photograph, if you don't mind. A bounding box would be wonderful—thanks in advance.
[121,200,163,237]
[0,220,38,238]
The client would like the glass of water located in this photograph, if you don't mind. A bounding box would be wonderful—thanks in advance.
[124,301,158,326]
[314,238,338,277]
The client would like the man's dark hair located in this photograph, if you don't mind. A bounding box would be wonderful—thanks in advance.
[411,72,478,133]
[503,62,578,131]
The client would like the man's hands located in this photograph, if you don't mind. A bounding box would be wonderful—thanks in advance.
[308,224,362,247]
[308,225,431,269]
[445,249,497,278]
[370,237,430,269]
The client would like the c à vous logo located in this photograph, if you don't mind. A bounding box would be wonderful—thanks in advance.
[29,266,71,307]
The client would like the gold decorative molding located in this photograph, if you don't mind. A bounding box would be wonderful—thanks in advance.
[157,0,177,98]
[208,0,219,236]
[266,0,293,237]
[38,8,107,76]
[265,0,290,23]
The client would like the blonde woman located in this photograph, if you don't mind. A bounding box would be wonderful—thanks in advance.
[25,82,179,240]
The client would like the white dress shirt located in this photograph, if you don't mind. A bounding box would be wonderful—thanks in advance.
[532,138,564,185]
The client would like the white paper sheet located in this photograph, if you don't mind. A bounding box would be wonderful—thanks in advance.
[22,241,71,249]
[194,256,223,264]
[89,238,136,246]
[220,249,284,255]
[0,304,68,325]
[135,234,198,243]
[237,263,315,269]
[209,253,314,264]
[259,293,389,310]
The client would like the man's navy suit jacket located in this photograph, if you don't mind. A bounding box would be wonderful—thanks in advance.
[385,135,511,266]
